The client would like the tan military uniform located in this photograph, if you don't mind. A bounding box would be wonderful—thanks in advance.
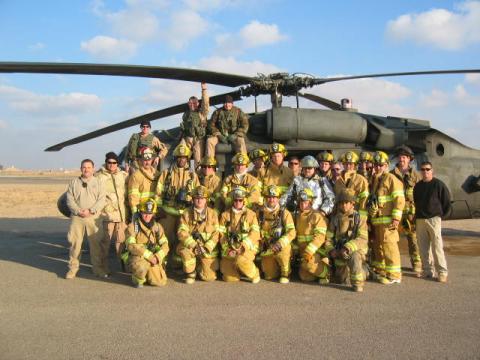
[96,166,128,256]
[370,172,405,280]
[126,133,168,169]
[127,166,158,214]
[156,165,200,264]
[177,207,220,281]
[218,207,260,282]
[334,170,369,218]
[256,205,296,279]
[199,173,222,209]
[66,176,106,277]
[221,173,262,208]
[261,164,294,195]
[325,209,369,286]
[391,166,422,270]
[181,88,209,165]
[125,219,169,286]
[295,209,329,281]
[206,106,249,156]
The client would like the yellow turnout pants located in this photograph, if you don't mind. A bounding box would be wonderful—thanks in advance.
[177,244,218,281]
[220,250,259,282]
[372,224,402,280]
[261,245,292,280]
[130,256,167,286]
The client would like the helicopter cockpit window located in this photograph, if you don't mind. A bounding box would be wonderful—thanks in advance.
[436,143,445,157]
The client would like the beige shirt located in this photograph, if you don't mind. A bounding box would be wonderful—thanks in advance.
[66,176,106,216]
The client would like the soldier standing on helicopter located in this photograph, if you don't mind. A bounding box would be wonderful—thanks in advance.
[180,82,209,167]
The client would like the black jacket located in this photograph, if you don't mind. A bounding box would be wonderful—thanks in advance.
[413,178,451,219]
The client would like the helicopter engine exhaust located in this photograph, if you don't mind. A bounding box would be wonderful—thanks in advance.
[266,107,367,144]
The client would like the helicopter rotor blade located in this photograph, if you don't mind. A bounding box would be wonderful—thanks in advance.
[0,62,253,88]
[298,92,343,110]
[45,89,243,151]
[312,69,480,85]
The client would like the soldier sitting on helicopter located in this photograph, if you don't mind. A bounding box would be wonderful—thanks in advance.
[206,95,249,158]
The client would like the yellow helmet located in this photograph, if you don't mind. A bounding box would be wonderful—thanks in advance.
[191,185,209,198]
[373,151,390,165]
[232,152,250,165]
[316,151,334,163]
[262,185,281,198]
[138,198,157,214]
[340,151,359,164]
[359,151,373,162]
[338,189,356,203]
[298,188,315,201]
[269,142,288,156]
[199,156,217,167]
[229,186,248,200]
[249,149,268,162]
[173,144,192,158]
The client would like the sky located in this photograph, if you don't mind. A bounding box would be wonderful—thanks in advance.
[0,0,479,170]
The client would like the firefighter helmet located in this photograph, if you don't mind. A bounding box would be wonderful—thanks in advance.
[300,155,319,168]
[191,185,209,198]
[396,145,414,159]
[138,147,154,160]
[359,151,373,162]
[269,142,288,156]
[199,156,217,167]
[338,189,356,203]
[316,151,334,163]
[373,151,390,165]
[139,198,157,214]
[173,144,192,158]
[262,185,281,198]
[232,153,250,165]
[298,188,315,201]
[340,151,359,164]
[249,149,268,162]
[230,186,248,200]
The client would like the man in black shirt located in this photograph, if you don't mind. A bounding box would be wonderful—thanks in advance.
[413,161,451,283]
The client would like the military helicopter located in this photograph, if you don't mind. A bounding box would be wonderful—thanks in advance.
[1,62,480,219]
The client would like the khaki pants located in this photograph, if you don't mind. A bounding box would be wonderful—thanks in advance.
[130,256,167,286]
[176,244,218,281]
[220,250,259,282]
[416,217,448,277]
[399,219,422,269]
[182,137,204,167]
[261,245,292,280]
[159,213,182,268]
[206,135,247,157]
[372,224,402,280]
[299,253,330,282]
[103,221,127,257]
[67,215,107,276]
[334,251,367,286]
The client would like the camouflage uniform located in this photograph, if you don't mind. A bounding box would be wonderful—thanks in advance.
[126,133,167,169]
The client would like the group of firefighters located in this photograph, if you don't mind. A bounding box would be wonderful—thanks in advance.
[67,83,426,293]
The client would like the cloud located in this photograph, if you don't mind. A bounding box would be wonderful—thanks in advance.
[80,35,137,60]
[465,73,480,85]
[164,10,209,49]
[454,84,480,105]
[419,89,449,108]
[216,20,287,55]
[0,119,7,129]
[198,56,283,75]
[0,84,101,117]
[105,8,160,42]
[386,1,480,50]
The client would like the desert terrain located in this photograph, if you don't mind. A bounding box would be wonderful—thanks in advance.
[0,171,479,359]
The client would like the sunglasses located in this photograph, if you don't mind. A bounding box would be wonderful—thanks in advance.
[107,161,117,165]
[201,165,213,168]
[421,168,432,171]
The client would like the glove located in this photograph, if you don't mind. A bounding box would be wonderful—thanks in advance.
[302,252,313,262]
[194,244,206,256]
[368,205,378,218]
[218,134,228,144]
[271,242,282,254]
[227,134,237,143]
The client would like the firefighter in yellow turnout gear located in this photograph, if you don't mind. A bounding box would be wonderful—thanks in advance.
[156,144,200,267]
[261,143,294,195]
[125,199,169,288]
[369,151,405,284]
[177,186,220,284]
[325,189,369,292]
[219,186,261,283]
[221,153,262,208]
[294,188,329,283]
[127,147,159,215]
[334,151,369,218]
[198,156,222,209]
[256,185,296,284]
[391,145,422,275]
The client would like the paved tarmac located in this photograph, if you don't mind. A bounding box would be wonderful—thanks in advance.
[1,217,479,360]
